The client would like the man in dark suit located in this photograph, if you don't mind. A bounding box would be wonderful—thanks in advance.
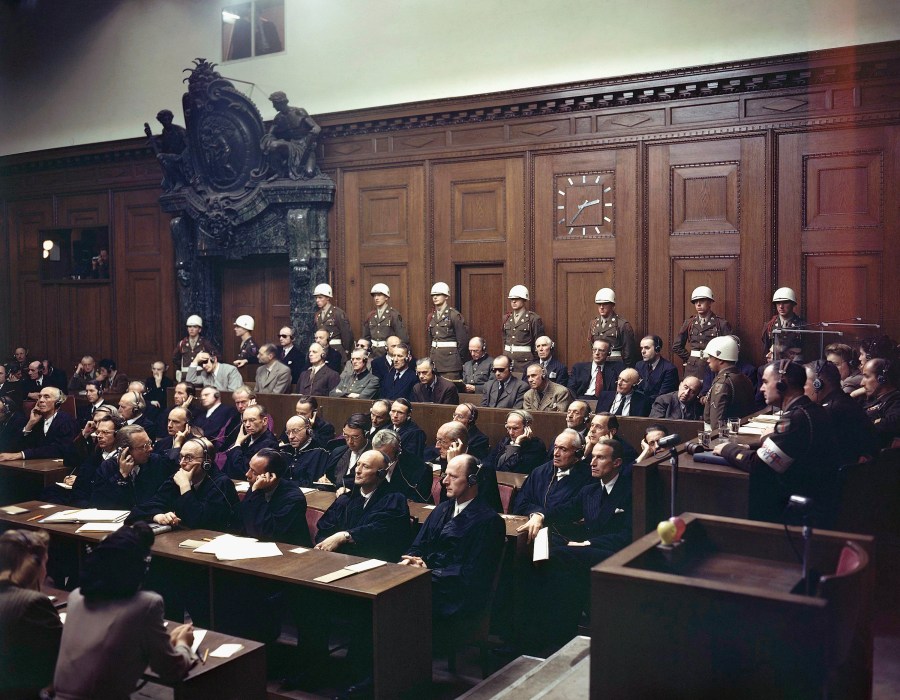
[190,386,240,452]
[452,403,490,459]
[0,387,77,462]
[295,342,340,396]
[529,335,569,387]
[584,412,638,465]
[0,363,24,407]
[389,399,426,459]
[117,390,157,441]
[313,330,343,374]
[75,380,113,429]
[222,405,279,479]
[401,454,505,648]
[567,339,624,401]
[372,429,433,503]
[635,335,679,404]
[281,415,330,486]
[480,355,527,409]
[380,343,417,401]
[238,448,310,547]
[0,395,27,454]
[412,358,459,405]
[595,368,651,417]
[91,425,177,510]
[370,335,401,382]
[485,409,547,475]
[276,325,306,386]
[650,377,704,420]
[323,413,371,491]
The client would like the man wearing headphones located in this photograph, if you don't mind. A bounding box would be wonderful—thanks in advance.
[185,351,242,393]
[276,325,306,386]
[371,429,433,503]
[523,362,574,412]
[452,403,490,459]
[401,454,505,647]
[635,335,678,404]
[480,355,528,409]
[803,360,876,465]
[388,399,426,459]
[223,404,279,480]
[0,387,77,462]
[861,356,900,449]
[531,335,569,387]
[193,386,240,452]
[118,390,157,440]
[0,395,26,454]
[563,400,591,441]
[412,358,459,405]
[486,409,547,475]
[130,437,239,531]
[280,415,329,486]
[239,448,311,546]
[714,361,838,523]
[91,425,177,511]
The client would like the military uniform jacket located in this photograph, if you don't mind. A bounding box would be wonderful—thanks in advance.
[703,365,757,430]
[523,381,574,413]
[428,306,470,373]
[329,369,381,400]
[362,306,409,355]
[761,313,805,354]
[590,314,638,367]
[406,496,505,618]
[315,305,354,359]
[238,479,310,546]
[173,336,217,371]
[502,310,545,364]
[673,313,733,378]
[721,395,837,523]
[237,336,260,364]
[864,389,900,450]
[462,355,494,392]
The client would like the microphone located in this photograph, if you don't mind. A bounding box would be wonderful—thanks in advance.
[658,433,681,449]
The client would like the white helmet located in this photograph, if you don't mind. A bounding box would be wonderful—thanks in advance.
[185,314,203,327]
[370,283,391,297]
[234,315,255,331]
[508,284,529,301]
[772,287,797,304]
[703,335,739,362]
[313,283,333,298]
[691,286,715,302]
[430,282,450,296]
[594,287,616,304]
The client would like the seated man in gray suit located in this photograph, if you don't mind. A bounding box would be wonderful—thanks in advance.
[650,376,703,420]
[254,343,292,394]
[480,355,527,409]
[329,349,380,399]
[184,351,242,393]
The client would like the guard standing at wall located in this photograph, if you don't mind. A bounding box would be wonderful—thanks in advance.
[427,282,470,382]
[673,286,732,380]
[502,285,544,366]
[589,288,638,367]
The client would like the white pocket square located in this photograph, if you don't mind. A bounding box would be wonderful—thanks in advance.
[614,508,626,514]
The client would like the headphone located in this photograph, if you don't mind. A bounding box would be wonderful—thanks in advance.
[467,461,482,487]
[650,335,663,353]
[187,437,214,472]
[775,359,791,393]
[0,395,13,417]
[509,409,532,427]
[463,403,478,424]
[877,359,891,385]
[54,391,66,407]
[375,450,391,478]
[812,359,827,392]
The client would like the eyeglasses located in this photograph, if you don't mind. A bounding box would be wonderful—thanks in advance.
[178,454,200,463]
[279,334,291,338]
[342,432,365,442]
[286,428,307,436]
[435,437,450,446]
[133,442,153,450]
[492,367,508,373]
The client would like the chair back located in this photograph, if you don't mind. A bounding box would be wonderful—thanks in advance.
[306,507,325,543]
[430,471,443,505]
[498,483,519,514]
[816,541,869,668]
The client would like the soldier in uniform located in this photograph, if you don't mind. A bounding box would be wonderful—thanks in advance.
[673,286,732,380]
[589,288,638,367]
[172,315,218,381]
[427,282,470,381]
[701,336,756,431]
[313,283,354,367]
[232,315,259,368]
[762,287,806,360]
[714,360,838,524]
[361,283,408,358]
[502,285,544,366]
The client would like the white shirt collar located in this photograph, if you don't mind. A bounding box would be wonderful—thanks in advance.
[602,472,620,494]
[454,497,473,518]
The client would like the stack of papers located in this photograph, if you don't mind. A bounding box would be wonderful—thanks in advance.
[41,509,129,524]
[314,559,387,583]
[191,534,283,561]
[75,523,124,533]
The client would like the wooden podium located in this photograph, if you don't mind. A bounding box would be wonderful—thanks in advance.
[591,514,874,699]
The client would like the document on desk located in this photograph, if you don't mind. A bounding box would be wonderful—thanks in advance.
[346,559,386,573]
[75,522,123,533]
[193,534,283,561]
[41,508,129,524]
[209,643,243,658]
[190,629,207,654]
[289,546,310,554]
[300,487,317,494]
[54,482,73,490]
[314,569,358,583]
[1,505,29,515]
[533,527,549,562]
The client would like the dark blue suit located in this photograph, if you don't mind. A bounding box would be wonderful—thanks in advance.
[513,459,592,519]
[407,496,505,618]
[595,390,652,417]
[635,357,678,403]
[567,361,623,399]
[21,411,78,461]
[238,479,310,546]
[380,368,417,401]
[315,482,411,562]
[524,358,569,387]
[394,420,426,459]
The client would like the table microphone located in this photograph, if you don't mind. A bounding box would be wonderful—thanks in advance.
[658,433,681,449]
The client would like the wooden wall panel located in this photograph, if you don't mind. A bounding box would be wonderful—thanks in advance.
[805,254,882,334]
[552,261,615,366]
[6,199,52,359]
[221,255,290,360]
[342,166,426,357]
[58,193,108,227]
[458,266,504,359]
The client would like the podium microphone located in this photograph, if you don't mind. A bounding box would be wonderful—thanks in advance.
[658,433,681,449]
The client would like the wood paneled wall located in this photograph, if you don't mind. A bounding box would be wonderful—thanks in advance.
[2,42,898,379]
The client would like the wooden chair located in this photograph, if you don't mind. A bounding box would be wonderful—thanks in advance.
[498,483,519,514]
[305,507,324,544]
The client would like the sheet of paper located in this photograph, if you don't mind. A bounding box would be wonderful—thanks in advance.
[313,568,357,583]
[213,542,282,561]
[345,559,386,573]
[289,547,310,554]
[74,509,129,522]
[191,628,207,654]
[179,539,206,549]
[209,643,243,658]
[422,505,435,510]
[39,509,81,523]
[40,504,57,509]
[300,487,317,494]
[0,506,29,515]
[75,522,123,533]
[533,526,549,562]
[233,481,250,493]
[59,612,67,624]
[192,534,258,555]
[54,482,73,490]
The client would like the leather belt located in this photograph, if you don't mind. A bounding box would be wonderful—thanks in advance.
[432,341,457,348]
[504,344,532,353]
[608,350,623,359]
[690,350,704,357]
[371,340,386,347]
[329,339,343,346]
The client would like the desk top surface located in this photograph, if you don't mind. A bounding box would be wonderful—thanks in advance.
[0,458,68,473]
[1,501,429,599]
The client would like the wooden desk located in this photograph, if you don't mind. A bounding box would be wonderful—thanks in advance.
[592,513,874,699]
[0,458,68,505]
[631,443,749,538]
[1,501,431,699]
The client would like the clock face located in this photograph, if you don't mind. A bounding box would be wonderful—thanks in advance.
[555,173,614,237]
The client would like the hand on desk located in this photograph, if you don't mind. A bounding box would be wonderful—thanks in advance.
[315,531,350,552]
[712,443,726,455]
[63,475,77,486]
[169,622,194,649]
[0,452,22,461]
[399,555,426,568]
[154,512,181,526]
[516,513,544,543]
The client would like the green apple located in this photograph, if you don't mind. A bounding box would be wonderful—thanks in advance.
[657,519,677,544]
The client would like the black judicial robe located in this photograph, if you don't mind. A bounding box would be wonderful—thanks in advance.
[129,470,238,531]
[406,496,505,618]
[281,442,330,487]
[513,459,592,520]
[223,430,279,480]
[238,479,310,547]
[90,453,177,510]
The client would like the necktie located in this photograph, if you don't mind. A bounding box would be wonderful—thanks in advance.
[594,365,602,395]
[613,396,626,416]
[394,371,400,383]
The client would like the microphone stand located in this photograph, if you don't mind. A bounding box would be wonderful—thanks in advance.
[669,446,679,520]
[801,511,813,596]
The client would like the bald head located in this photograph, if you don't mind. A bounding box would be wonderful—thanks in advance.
[616,368,640,395]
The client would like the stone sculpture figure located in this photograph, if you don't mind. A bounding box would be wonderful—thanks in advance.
[261,92,321,180]
[145,109,190,191]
